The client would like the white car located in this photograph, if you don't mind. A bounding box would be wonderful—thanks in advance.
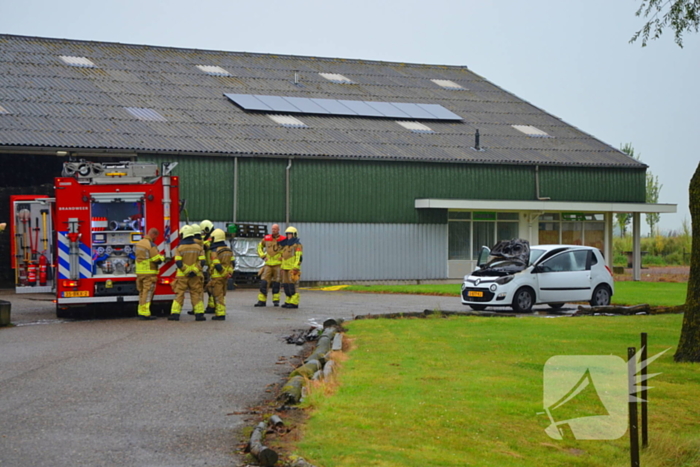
[461,240,614,313]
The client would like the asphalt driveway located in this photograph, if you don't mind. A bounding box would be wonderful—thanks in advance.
[0,288,570,466]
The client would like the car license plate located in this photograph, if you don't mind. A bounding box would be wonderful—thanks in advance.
[468,291,483,297]
[63,291,89,298]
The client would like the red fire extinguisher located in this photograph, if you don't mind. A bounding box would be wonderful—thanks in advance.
[27,262,37,286]
[39,254,48,286]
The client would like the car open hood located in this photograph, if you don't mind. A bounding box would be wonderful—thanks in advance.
[472,239,531,277]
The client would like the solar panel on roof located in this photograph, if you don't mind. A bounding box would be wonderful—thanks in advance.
[224,94,272,111]
[282,96,330,114]
[415,104,462,120]
[312,99,358,116]
[364,102,410,119]
[338,100,385,117]
[392,103,437,120]
[223,93,462,121]
[254,95,299,113]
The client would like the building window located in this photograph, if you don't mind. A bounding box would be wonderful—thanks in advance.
[196,65,231,76]
[431,79,465,90]
[448,211,519,260]
[539,213,605,250]
[59,56,97,68]
[396,121,435,134]
[512,125,551,138]
[124,107,167,122]
[319,72,354,84]
[268,114,307,128]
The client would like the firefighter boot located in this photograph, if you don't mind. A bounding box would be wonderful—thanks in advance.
[212,302,226,320]
[169,301,182,320]
[195,314,207,321]
[206,294,216,313]
[254,292,267,307]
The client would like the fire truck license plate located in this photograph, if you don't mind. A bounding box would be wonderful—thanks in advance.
[63,291,89,298]
[468,291,483,297]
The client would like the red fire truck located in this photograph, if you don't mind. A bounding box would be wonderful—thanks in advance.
[11,160,180,318]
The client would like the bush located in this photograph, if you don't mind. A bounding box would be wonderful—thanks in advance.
[613,254,627,266]
[642,254,666,266]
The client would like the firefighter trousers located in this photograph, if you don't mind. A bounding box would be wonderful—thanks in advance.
[171,275,204,315]
[208,277,228,316]
[136,274,157,317]
[281,269,300,306]
[258,265,281,304]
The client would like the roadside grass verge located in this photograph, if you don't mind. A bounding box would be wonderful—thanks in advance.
[342,282,687,307]
[294,314,700,467]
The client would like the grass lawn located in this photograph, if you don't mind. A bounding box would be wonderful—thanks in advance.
[294,314,700,467]
[342,282,687,307]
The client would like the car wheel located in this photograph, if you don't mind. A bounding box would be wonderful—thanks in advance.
[548,303,565,310]
[470,304,487,311]
[590,285,611,306]
[512,288,534,313]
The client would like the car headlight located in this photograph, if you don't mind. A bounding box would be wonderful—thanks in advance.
[495,275,514,285]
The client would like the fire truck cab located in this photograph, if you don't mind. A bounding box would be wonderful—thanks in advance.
[53,161,179,318]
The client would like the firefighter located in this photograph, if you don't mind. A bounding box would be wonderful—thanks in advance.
[134,227,164,320]
[200,219,217,314]
[168,225,207,321]
[208,228,234,320]
[254,224,283,307]
[280,226,303,308]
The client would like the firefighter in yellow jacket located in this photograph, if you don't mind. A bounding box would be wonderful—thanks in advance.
[199,219,217,314]
[254,224,283,307]
[207,228,234,320]
[168,225,207,321]
[134,227,164,320]
[280,226,303,308]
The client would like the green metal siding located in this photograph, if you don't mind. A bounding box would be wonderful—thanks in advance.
[142,155,235,222]
[539,166,646,203]
[236,158,286,222]
[140,156,647,223]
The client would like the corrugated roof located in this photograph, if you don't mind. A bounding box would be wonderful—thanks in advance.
[0,34,644,168]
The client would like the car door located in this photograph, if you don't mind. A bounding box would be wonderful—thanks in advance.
[535,250,592,303]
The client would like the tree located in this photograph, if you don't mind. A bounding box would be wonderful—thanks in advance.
[674,161,700,362]
[646,171,662,234]
[631,0,700,47]
[618,143,663,236]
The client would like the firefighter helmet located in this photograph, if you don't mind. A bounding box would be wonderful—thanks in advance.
[285,226,298,237]
[211,228,226,243]
[200,220,214,235]
[180,225,194,239]
[190,223,202,236]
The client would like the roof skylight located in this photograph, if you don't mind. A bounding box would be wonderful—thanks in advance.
[512,125,551,138]
[196,65,232,76]
[59,56,97,68]
[124,107,167,122]
[397,121,435,134]
[431,79,465,90]
[319,72,354,84]
[268,114,307,128]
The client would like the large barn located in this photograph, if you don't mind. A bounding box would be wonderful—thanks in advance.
[0,34,675,284]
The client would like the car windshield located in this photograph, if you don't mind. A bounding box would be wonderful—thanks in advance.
[529,249,546,265]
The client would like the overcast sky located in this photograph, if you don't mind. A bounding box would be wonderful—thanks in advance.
[3,0,698,233]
